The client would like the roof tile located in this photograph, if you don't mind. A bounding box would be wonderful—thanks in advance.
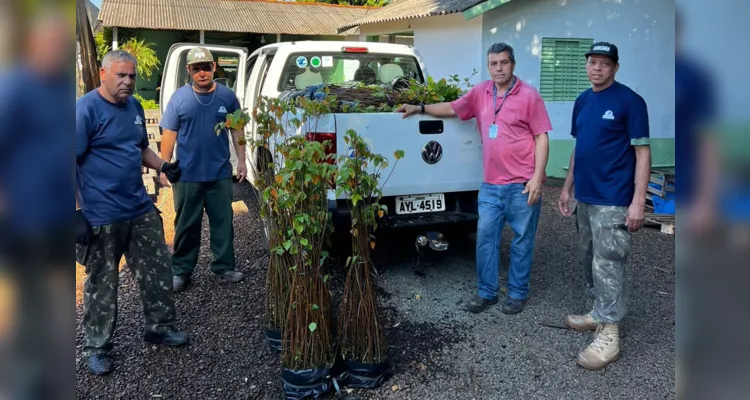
[99,0,378,36]
[337,0,485,31]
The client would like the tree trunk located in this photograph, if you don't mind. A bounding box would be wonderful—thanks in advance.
[76,0,100,93]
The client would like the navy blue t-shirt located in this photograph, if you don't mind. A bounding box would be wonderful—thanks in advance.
[675,54,715,205]
[76,90,155,226]
[0,66,74,236]
[159,83,240,182]
[571,81,650,207]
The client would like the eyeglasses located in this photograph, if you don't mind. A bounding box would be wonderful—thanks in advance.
[190,63,213,73]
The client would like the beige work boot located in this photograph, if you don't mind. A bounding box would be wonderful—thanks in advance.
[577,323,620,370]
[564,312,598,331]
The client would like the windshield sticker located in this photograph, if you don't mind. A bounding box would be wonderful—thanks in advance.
[310,56,322,68]
[217,56,239,67]
[295,56,308,68]
[321,56,333,67]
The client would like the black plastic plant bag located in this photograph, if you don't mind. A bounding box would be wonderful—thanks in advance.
[264,329,282,353]
[281,367,333,399]
[340,358,390,389]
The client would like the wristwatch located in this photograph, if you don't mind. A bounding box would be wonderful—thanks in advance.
[420,104,425,114]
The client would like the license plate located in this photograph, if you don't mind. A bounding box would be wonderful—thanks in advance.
[395,193,446,215]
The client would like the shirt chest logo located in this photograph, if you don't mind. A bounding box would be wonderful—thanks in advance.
[602,110,615,120]
[218,106,228,114]
[134,115,144,125]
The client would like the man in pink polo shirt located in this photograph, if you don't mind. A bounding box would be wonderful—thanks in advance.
[397,43,552,314]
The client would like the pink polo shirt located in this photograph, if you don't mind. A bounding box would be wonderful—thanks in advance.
[451,78,553,185]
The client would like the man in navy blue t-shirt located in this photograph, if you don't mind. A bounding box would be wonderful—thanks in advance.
[159,47,247,292]
[557,42,652,371]
[76,50,188,375]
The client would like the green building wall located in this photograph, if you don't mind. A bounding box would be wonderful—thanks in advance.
[547,138,675,178]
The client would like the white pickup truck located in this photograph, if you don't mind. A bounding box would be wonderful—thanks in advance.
[159,41,484,249]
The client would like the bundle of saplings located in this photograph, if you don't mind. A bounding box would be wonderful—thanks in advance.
[334,128,405,388]
[273,134,338,398]
[248,96,298,352]
[278,74,473,113]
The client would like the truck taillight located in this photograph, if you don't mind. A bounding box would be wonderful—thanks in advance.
[341,46,369,53]
[306,132,337,188]
[305,132,337,165]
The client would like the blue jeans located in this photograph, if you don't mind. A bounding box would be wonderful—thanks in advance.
[475,182,541,301]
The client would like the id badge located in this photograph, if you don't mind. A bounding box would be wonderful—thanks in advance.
[488,124,498,139]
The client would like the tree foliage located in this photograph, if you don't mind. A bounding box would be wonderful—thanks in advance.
[296,0,391,7]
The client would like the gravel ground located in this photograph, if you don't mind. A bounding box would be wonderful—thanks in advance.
[76,181,675,399]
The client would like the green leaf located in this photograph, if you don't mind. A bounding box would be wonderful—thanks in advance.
[340,168,351,181]
[301,238,309,246]
[283,240,292,250]
[311,304,319,311]
[323,274,330,283]
[308,322,317,332]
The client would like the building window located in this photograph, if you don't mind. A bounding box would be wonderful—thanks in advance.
[539,37,594,101]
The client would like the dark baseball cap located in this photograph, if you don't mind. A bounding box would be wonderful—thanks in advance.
[585,41,619,63]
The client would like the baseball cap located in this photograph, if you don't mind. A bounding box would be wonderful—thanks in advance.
[186,47,214,65]
[585,41,619,63]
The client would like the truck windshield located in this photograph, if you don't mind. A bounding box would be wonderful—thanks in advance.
[175,49,241,93]
[278,52,423,92]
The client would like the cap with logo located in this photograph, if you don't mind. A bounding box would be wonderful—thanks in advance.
[585,41,619,63]
[186,47,214,65]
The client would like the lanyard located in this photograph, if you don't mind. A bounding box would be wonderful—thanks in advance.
[492,76,516,124]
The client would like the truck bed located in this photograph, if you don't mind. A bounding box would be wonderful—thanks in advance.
[275,111,485,229]
[288,112,484,198]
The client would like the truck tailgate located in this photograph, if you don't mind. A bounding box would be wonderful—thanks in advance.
[334,113,484,198]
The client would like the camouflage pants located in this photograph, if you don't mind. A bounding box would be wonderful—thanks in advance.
[576,202,632,324]
[76,210,177,357]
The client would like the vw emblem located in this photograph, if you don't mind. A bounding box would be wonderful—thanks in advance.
[422,141,443,164]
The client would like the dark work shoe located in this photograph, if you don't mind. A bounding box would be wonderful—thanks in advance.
[87,354,114,376]
[464,295,499,314]
[144,328,189,347]
[501,297,527,314]
[215,269,245,283]
[173,275,190,292]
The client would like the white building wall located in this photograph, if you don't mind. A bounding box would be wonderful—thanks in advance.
[481,0,675,139]
[358,14,484,86]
